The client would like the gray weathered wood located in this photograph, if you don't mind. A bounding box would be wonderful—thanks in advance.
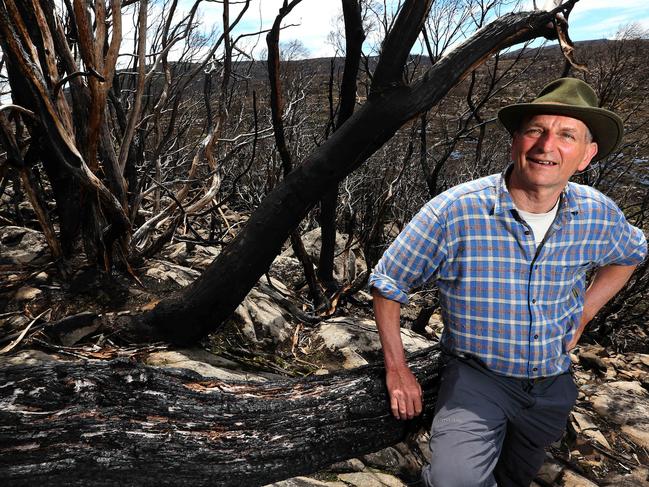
[0,346,442,486]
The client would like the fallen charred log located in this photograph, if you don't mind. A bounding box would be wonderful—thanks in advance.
[0,346,442,486]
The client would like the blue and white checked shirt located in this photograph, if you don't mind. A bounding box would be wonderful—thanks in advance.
[369,167,647,378]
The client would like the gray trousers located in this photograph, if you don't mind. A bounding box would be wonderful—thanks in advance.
[421,355,578,487]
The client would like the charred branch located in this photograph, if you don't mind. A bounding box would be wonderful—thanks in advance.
[0,347,443,486]
[145,7,569,345]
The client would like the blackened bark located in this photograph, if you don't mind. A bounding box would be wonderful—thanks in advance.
[318,188,339,287]
[4,59,82,257]
[0,1,131,264]
[371,0,434,93]
[318,0,365,289]
[145,8,562,345]
[266,0,322,305]
[0,347,443,486]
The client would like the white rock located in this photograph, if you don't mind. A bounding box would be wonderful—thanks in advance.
[328,458,366,473]
[536,459,563,485]
[316,317,431,356]
[245,288,291,343]
[233,300,258,342]
[33,272,49,284]
[1,314,29,330]
[621,425,649,450]
[145,350,267,382]
[264,477,347,487]
[362,446,413,474]
[194,244,220,257]
[14,286,42,301]
[144,260,200,287]
[268,255,305,289]
[338,472,407,487]
[415,431,433,463]
[571,411,611,449]
[2,349,60,365]
[561,470,599,487]
[602,467,649,487]
[0,226,49,265]
[340,347,369,369]
[280,228,367,282]
[589,382,649,450]
[316,319,380,354]
[606,381,647,396]
[637,354,649,368]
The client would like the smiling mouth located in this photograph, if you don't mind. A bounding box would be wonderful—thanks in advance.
[528,157,558,166]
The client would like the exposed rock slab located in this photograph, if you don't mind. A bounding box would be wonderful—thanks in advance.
[144,259,201,287]
[144,349,269,382]
[264,478,347,487]
[338,471,407,487]
[316,317,431,357]
[0,226,49,266]
[561,470,599,487]
[588,381,649,450]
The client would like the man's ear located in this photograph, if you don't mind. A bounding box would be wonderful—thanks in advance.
[578,141,598,171]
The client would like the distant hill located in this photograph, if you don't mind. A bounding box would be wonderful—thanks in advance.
[504,38,613,59]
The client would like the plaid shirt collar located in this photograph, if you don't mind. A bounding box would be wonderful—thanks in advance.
[493,164,581,224]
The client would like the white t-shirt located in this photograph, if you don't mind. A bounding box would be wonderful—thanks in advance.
[516,199,560,247]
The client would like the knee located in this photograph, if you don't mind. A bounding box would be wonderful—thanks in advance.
[421,456,494,487]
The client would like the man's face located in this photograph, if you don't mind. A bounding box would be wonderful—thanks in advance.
[510,114,598,193]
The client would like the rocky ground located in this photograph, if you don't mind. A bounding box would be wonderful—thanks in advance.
[1,224,648,486]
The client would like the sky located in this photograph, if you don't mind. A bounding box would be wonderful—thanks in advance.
[181,0,649,60]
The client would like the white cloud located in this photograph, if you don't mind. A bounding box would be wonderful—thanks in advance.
[566,0,649,40]
[124,0,649,64]
[191,0,343,58]
[569,0,648,17]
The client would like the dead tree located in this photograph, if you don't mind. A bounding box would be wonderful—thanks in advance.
[144,1,575,344]
[317,0,365,292]
[0,347,443,486]
[266,0,323,306]
[0,0,254,267]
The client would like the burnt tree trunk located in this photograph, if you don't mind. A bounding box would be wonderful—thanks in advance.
[144,5,567,344]
[318,0,365,290]
[266,0,323,306]
[0,347,443,486]
[0,1,131,266]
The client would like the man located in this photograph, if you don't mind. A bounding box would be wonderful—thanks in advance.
[369,78,647,487]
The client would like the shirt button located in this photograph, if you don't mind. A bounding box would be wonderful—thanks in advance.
[534,334,539,339]
[533,367,538,372]
[524,230,530,235]
[532,299,537,304]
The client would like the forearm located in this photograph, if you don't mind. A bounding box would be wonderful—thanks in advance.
[371,288,407,370]
[580,264,637,327]
[372,287,423,419]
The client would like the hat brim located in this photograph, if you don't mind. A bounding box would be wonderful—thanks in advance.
[498,103,624,161]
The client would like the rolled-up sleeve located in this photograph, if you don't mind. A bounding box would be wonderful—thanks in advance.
[368,203,447,304]
[599,209,647,267]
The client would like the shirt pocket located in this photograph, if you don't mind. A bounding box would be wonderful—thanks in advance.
[540,262,588,311]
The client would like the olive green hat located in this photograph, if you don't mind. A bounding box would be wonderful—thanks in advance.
[498,77,623,161]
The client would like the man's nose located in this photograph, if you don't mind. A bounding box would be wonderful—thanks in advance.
[532,132,556,152]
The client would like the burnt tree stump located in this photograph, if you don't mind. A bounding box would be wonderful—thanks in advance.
[0,346,442,486]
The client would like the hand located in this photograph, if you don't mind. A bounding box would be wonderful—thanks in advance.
[566,315,590,351]
[566,332,582,351]
[385,365,423,420]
